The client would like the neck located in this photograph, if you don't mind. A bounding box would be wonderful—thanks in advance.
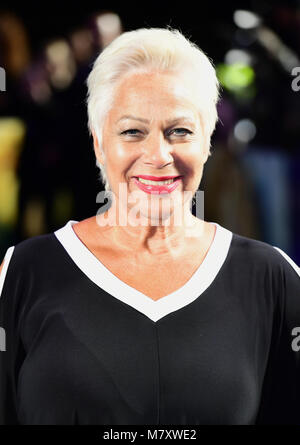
[95,198,206,256]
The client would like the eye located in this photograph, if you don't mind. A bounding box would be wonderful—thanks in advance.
[169,128,193,136]
[121,129,141,136]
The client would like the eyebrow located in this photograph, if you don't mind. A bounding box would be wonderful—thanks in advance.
[116,115,196,126]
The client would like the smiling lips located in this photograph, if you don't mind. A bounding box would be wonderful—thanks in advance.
[132,175,183,194]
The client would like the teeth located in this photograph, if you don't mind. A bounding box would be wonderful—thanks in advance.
[137,178,177,185]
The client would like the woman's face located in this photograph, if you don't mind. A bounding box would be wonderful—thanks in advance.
[93,69,209,223]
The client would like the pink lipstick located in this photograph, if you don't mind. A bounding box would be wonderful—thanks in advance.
[132,175,183,195]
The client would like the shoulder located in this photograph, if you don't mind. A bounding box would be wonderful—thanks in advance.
[8,232,57,267]
[0,232,61,299]
[229,231,299,279]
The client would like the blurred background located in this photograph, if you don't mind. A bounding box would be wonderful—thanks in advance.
[0,0,299,264]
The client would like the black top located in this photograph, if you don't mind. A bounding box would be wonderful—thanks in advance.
[0,220,299,425]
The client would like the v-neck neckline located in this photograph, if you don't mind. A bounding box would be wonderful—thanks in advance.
[54,220,233,322]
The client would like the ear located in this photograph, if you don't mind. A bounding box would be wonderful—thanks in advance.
[92,128,105,166]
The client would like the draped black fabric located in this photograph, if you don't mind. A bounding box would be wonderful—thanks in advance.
[0,227,299,425]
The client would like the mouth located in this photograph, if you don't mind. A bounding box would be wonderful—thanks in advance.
[132,175,182,185]
[132,175,183,194]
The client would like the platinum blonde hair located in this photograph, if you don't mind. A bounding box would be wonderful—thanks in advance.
[86,27,220,191]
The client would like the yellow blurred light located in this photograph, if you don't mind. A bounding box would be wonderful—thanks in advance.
[0,117,26,225]
[217,63,255,91]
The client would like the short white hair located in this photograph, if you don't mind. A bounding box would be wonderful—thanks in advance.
[86,27,220,191]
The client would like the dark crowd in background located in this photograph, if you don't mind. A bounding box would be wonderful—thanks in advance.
[0,0,299,264]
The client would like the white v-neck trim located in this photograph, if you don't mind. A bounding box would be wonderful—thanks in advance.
[54,220,233,322]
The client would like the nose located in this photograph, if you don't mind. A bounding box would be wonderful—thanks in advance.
[142,132,173,169]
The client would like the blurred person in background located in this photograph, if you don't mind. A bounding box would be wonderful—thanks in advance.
[15,37,78,241]
[202,91,261,240]
[0,11,30,258]
[94,10,123,49]
[14,11,124,243]
[201,5,300,265]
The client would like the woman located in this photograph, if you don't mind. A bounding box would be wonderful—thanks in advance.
[0,27,299,425]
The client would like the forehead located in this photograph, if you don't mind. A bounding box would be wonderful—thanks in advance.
[109,70,200,120]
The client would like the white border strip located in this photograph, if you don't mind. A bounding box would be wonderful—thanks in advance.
[0,246,15,298]
[55,220,232,322]
[273,246,300,277]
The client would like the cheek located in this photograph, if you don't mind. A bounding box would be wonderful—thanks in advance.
[106,142,137,178]
[190,140,207,165]
[108,143,127,162]
[177,144,205,176]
